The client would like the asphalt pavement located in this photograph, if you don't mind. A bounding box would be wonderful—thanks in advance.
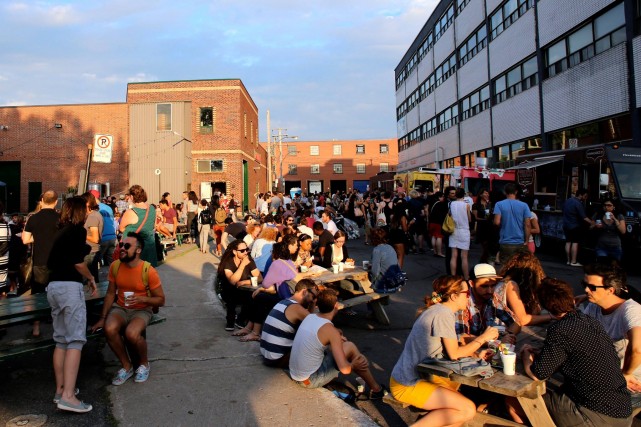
[1,234,639,427]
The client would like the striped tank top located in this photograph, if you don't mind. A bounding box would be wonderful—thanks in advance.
[260,299,298,361]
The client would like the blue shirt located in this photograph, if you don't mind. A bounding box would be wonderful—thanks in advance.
[562,196,587,230]
[494,199,531,245]
[98,202,117,241]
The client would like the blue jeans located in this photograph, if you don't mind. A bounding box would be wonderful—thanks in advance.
[595,246,622,261]
[98,238,117,267]
[295,351,339,389]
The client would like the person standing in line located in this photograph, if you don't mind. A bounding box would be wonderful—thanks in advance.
[47,197,96,413]
[562,188,593,266]
[472,189,492,263]
[22,190,60,337]
[493,183,531,265]
[186,191,200,244]
[449,188,471,280]
[119,185,158,267]
[442,187,457,274]
[82,191,103,283]
[197,199,211,254]
[590,198,626,262]
[96,191,117,269]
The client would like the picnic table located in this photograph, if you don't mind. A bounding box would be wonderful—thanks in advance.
[288,266,391,325]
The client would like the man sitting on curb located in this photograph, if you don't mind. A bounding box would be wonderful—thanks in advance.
[92,232,165,385]
[288,289,388,399]
[260,279,319,368]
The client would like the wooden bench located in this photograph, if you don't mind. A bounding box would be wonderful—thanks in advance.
[338,293,390,325]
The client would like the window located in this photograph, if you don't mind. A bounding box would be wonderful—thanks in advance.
[243,112,247,137]
[197,159,224,173]
[461,85,490,121]
[250,121,254,142]
[459,25,488,67]
[438,104,459,132]
[157,103,172,131]
[545,3,625,77]
[457,0,471,14]
[356,144,365,154]
[333,144,342,155]
[434,5,455,42]
[492,56,538,105]
[356,164,366,174]
[288,164,298,175]
[380,163,389,172]
[310,145,319,156]
[333,163,343,174]
[435,54,457,87]
[380,144,389,154]
[287,145,297,156]
[199,107,213,134]
[489,0,534,40]
[421,117,438,139]
[311,164,320,174]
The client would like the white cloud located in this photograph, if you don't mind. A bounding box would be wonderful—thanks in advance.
[4,2,83,26]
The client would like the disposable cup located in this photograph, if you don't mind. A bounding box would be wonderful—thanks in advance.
[250,277,258,288]
[332,264,339,274]
[362,261,370,269]
[300,265,309,273]
[494,325,506,334]
[339,262,345,272]
[500,352,517,375]
[123,292,134,306]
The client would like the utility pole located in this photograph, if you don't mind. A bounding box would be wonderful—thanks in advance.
[266,110,272,191]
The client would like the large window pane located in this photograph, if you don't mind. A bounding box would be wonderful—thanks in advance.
[494,75,506,94]
[462,98,470,111]
[470,91,480,106]
[157,103,172,131]
[507,67,522,87]
[522,57,538,78]
[478,25,487,42]
[480,86,490,101]
[568,24,593,54]
[491,10,503,31]
[547,40,567,65]
[503,0,518,17]
[595,3,625,39]
[460,43,468,58]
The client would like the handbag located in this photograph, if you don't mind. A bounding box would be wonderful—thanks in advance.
[113,207,150,261]
[442,211,455,235]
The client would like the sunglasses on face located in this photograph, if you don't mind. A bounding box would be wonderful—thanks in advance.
[118,242,134,250]
[604,204,614,207]
[236,248,249,253]
[581,280,609,292]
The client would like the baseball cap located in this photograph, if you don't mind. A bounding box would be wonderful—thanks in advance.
[473,264,502,279]
[89,189,100,199]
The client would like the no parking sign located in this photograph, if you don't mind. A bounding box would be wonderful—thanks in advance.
[93,134,113,163]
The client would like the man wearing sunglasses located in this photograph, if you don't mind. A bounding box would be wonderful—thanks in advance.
[91,232,166,386]
[577,263,641,399]
[260,279,319,368]
[455,264,520,344]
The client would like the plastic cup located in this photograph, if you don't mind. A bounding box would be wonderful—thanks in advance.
[332,264,339,274]
[485,209,490,215]
[605,212,612,220]
[123,292,134,306]
[500,352,517,375]
[300,265,309,273]
[339,262,345,272]
[250,277,258,288]
[362,261,370,269]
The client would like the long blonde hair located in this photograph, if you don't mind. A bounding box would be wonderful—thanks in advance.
[257,226,278,242]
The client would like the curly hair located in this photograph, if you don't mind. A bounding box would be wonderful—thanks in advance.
[538,278,575,316]
[128,185,148,203]
[418,275,466,316]
[257,226,278,242]
[499,252,545,314]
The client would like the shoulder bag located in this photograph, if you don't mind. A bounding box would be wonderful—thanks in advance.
[442,209,455,235]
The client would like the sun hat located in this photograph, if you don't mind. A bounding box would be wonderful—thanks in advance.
[473,264,502,279]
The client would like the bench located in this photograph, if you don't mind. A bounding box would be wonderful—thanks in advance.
[175,232,190,245]
[338,293,390,325]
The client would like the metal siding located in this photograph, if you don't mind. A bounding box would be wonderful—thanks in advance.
[130,102,191,203]
[398,137,441,171]
[406,66,420,94]
[542,44,628,132]
[396,82,406,107]
[419,92,437,123]
[492,88,541,145]
[435,75,458,112]
[486,0,504,16]
[489,11,536,78]
[418,50,433,82]
[457,49,489,98]
[406,107,420,133]
[633,36,641,106]
[456,0,485,43]
[460,110,492,154]
[434,25,456,67]
[538,0,617,46]
[436,125,460,159]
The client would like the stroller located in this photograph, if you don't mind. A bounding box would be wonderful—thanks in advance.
[334,215,360,240]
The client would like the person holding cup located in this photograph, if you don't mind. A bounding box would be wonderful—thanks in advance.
[389,276,497,426]
[590,198,626,261]
[514,277,632,426]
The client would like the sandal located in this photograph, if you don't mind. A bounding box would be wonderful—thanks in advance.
[231,327,251,337]
[239,332,261,342]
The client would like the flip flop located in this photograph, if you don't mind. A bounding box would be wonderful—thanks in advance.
[239,332,261,342]
[231,328,251,337]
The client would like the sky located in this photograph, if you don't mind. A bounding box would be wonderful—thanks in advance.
[0,0,438,141]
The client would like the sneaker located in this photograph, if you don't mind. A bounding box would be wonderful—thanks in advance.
[570,262,583,267]
[112,367,134,386]
[225,322,234,331]
[369,386,389,400]
[53,387,79,404]
[57,399,92,413]
[134,364,150,383]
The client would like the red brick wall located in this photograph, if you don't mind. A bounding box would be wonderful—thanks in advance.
[0,103,129,212]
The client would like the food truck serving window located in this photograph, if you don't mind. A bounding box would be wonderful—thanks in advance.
[613,162,641,199]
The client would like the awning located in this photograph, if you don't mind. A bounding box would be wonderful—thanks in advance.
[507,155,564,170]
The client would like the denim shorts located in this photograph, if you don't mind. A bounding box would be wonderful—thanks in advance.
[296,351,340,389]
[109,305,153,325]
[47,281,87,350]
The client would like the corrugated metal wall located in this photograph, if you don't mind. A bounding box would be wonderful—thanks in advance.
[538,0,617,46]
[129,102,191,203]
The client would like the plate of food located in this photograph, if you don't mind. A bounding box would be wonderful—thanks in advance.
[344,258,355,268]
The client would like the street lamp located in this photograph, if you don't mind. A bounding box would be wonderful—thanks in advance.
[271,128,298,193]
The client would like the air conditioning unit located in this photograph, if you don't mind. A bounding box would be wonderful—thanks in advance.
[476,157,488,168]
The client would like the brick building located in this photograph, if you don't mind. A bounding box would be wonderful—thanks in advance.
[0,79,267,213]
[260,138,397,194]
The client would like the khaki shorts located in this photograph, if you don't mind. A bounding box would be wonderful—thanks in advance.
[109,305,153,326]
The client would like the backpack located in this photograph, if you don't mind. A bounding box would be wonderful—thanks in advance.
[214,207,227,225]
[110,260,159,314]
[199,209,212,225]
[373,264,406,294]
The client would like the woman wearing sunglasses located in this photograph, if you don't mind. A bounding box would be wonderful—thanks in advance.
[218,240,262,332]
[390,276,497,426]
[591,198,626,261]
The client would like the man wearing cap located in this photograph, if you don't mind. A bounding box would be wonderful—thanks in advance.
[456,264,520,344]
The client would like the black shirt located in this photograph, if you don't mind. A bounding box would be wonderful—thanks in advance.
[429,200,448,225]
[531,311,631,419]
[25,209,60,266]
[47,224,91,283]
[314,230,334,260]
[220,256,257,287]
[225,222,246,238]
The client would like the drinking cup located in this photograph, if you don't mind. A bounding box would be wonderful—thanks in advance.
[605,212,612,220]
[300,265,309,273]
[339,262,345,272]
[362,261,370,269]
[596,219,602,225]
[500,351,517,375]
[485,209,490,215]
[123,292,134,306]
[332,264,339,274]
[250,277,258,287]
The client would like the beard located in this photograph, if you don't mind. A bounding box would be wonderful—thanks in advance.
[119,251,136,263]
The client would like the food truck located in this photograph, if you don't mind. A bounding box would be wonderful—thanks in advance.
[394,168,439,193]
[507,143,641,261]
[434,159,516,199]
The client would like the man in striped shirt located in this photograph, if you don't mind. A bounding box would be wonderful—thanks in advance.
[260,279,319,368]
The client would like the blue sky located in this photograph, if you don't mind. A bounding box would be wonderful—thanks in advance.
[0,0,438,141]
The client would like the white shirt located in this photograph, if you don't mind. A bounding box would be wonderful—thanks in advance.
[324,220,338,235]
[297,224,314,239]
